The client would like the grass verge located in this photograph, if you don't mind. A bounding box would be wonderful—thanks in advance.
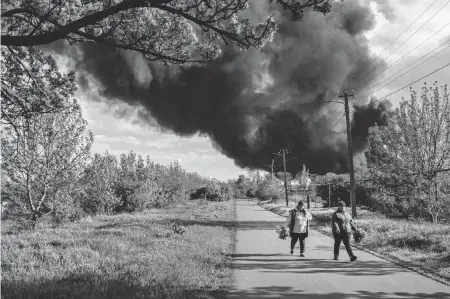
[258,199,450,285]
[1,199,236,299]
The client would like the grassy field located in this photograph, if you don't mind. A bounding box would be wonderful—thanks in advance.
[258,199,450,284]
[1,199,236,299]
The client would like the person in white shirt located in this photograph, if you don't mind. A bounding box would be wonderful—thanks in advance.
[285,200,312,257]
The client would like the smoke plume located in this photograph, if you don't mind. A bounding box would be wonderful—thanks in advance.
[49,0,394,175]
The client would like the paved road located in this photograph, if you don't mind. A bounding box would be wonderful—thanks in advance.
[228,199,450,299]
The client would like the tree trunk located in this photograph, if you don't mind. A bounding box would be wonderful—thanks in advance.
[31,211,39,229]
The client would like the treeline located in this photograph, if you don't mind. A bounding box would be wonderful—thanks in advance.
[1,150,233,226]
[1,47,235,228]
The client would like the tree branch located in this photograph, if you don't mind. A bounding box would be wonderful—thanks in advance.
[153,4,247,47]
[1,0,150,46]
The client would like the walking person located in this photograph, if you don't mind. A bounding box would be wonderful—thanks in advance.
[332,200,358,262]
[286,200,312,257]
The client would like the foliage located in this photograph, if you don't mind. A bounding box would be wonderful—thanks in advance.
[275,225,289,240]
[367,83,450,222]
[353,227,367,244]
[1,46,77,137]
[255,176,283,200]
[190,180,233,201]
[1,52,93,226]
[78,152,120,214]
[275,171,292,182]
[50,185,84,225]
[1,0,335,64]
[235,174,250,197]
[313,173,350,207]
[70,151,231,216]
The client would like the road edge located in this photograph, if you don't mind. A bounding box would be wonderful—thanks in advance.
[256,200,450,287]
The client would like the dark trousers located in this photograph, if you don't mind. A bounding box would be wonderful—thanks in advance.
[291,233,307,253]
[333,232,354,258]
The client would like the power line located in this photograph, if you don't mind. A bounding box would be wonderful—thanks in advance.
[359,0,450,84]
[283,62,450,169]
[358,40,450,100]
[355,0,441,80]
[352,61,450,112]
[293,63,450,180]
[358,21,450,91]
[309,168,450,187]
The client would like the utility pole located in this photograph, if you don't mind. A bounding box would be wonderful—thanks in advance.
[328,183,331,208]
[283,149,288,207]
[339,91,357,218]
[274,149,289,207]
[325,92,357,216]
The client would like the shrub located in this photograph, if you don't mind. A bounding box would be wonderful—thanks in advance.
[256,179,283,200]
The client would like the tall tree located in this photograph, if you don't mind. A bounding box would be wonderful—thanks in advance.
[367,83,450,222]
[1,0,335,64]
[1,97,93,226]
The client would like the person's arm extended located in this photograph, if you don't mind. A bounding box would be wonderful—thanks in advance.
[332,213,340,233]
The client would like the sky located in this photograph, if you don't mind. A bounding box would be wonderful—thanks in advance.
[76,0,450,181]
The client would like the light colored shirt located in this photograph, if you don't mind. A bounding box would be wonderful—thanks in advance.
[286,208,312,233]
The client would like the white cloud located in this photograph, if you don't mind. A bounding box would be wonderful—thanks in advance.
[77,97,245,181]
[362,0,450,106]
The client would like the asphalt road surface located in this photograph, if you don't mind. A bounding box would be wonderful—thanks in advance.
[228,199,450,299]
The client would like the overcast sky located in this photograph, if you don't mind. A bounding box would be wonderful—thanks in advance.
[77,0,450,181]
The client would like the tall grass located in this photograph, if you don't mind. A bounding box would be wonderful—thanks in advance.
[1,200,235,299]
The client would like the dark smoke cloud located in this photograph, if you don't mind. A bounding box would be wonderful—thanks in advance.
[47,0,393,175]
[351,97,393,152]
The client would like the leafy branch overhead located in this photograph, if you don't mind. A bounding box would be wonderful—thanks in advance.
[1,0,335,64]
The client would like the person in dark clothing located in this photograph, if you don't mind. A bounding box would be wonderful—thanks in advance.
[332,200,358,262]
[285,200,312,257]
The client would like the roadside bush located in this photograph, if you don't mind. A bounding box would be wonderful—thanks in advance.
[190,182,232,202]
[190,187,208,200]
[255,179,283,200]
[78,189,120,215]
[246,188,257,198]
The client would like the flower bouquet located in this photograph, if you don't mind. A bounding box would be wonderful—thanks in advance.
[276,225,289,240]
[353,227,367,243]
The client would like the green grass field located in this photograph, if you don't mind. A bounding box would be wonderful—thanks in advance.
[258,199,450,283]
[1,199,236,299]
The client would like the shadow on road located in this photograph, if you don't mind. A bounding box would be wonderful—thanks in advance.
[232,254,407,276]
[162,219,286,231]
[228,286,450,299]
